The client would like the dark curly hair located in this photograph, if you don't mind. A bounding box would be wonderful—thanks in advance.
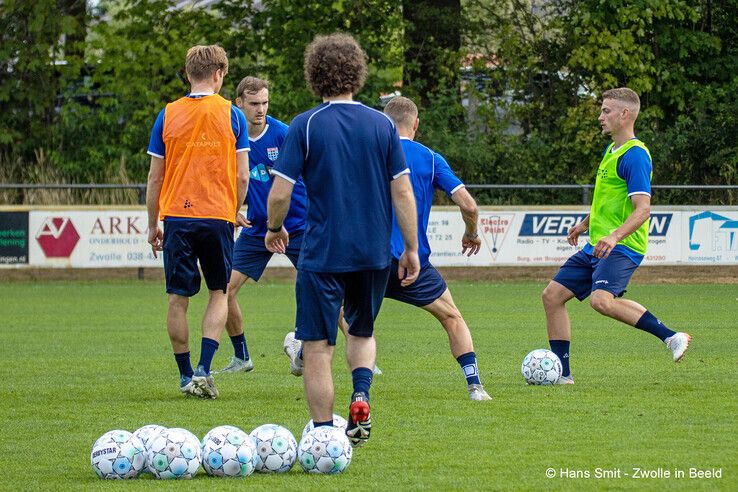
[304,33,367,98]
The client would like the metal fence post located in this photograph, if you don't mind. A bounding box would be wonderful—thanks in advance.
[138,184,146,281]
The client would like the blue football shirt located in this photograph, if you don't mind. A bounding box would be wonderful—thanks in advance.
[273,100,408,272]
[243,115,308,236]
[390,138,464,267]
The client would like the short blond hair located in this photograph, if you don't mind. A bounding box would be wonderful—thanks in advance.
[602,87,640,116]
[185,45,228,83]
[236,76,269,98]
[383,96,418,130]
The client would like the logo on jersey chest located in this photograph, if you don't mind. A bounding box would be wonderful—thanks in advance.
[267,147,279,161]
[250,163,272,183]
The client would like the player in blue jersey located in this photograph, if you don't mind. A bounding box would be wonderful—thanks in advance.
[265,33,420,446]
[343,95,491,401]
[214,76,309,375]
[542,88,691,384]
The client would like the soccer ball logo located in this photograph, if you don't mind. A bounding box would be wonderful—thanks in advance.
[301,414,348,438]
[146,429,202,479]
[132,424,167,474]
[522,349,562,385]
[201,425,258,477]
[90,430,146,479]
[298,427,352,474]
[249,424,297,473]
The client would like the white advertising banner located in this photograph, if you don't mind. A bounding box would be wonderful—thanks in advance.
[6,207,737,268]
[427,208,738,266]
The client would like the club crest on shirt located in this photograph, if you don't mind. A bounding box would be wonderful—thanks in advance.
[267,147,279,161]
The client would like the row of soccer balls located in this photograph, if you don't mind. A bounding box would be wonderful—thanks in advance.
[91,417,351,479]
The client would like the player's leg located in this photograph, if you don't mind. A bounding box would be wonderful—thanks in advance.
[295,270,344,426]
[542,250,593,383]
[589,252,691,361]
[162,219,202,396]
[190,220,235,398]
[343,268,390,446]
[219,269,254,373]
[338,305,382,375]
[421,287,491,400]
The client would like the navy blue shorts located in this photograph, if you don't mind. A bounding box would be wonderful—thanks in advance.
[163,219,234,297]
[232,231,303,281]
[553,249,638,301]
[385,260,447,307]
[295,267,391,346]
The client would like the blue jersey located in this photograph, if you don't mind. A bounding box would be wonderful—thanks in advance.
[273,100,408,272]
[583,142,652,265]
[390,138,464,267]
[244,115,308,236]
[146,93,250,158]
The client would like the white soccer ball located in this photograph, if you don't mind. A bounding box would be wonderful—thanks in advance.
[90,430,146,479]
[201,425,258,477]
[132,424,167,474]
[298,427,352,474]
[301,414,348,438]
[521,349,562,385]
[146,428,202,479]
[168,427,200,445]
[249,424,297,473]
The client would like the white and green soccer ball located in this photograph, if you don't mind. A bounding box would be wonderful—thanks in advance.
[522,349,562,385]
[201,425,258,477]
[298,427,352,474]
[90,430,146,479]
[146,428,201,479]
[132,424,167,474]
[301,414,348,438]
[249,424,297,473]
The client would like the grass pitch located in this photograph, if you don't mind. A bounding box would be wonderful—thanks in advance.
[0,278,735,490]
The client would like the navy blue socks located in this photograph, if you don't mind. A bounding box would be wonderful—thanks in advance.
[549,340,571,377]
[313,420,334,428]
[351,367,373,399]
[197,337,219,374]
[174,351,194,378]
[230,333,249,360]
[456,352,481,385]
[635,310,676,341]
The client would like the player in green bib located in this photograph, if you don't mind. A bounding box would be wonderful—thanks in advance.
[541,88,691,384]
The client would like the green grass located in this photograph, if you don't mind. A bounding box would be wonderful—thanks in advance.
[0,279,735,490]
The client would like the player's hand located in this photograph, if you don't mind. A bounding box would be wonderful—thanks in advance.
[593,234,618,259]
[461,232,481,256]
[566,224,585,246]
[265,226,289,254]
[398,250,420,287]
[148,226,163,259]
[236,212,251,228]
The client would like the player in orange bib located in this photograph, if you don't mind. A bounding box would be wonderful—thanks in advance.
[146,45,250,399]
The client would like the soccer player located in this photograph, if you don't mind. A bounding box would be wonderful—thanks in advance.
[146,45,250,399]
[341,95,492,401]
[541,87,691,384]
[265,33,420,446]
[216,76,308,375]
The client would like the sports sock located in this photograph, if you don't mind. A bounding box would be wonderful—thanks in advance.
[229,333,249,360]
[549,340,571,377]
[351,367,373,399]
[456,352,481,385]
[313,420,333,428]
[197,338,219,374]
[635,310,676,342]
[174,351,194,378]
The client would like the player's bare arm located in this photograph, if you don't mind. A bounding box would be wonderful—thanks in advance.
[567,215,590,246]
[265,175,294,254]
[593,194,650,258]
[390,174,420,286]
[145,156,165,258]
[235,151,250,227]
[451,187,481,256]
